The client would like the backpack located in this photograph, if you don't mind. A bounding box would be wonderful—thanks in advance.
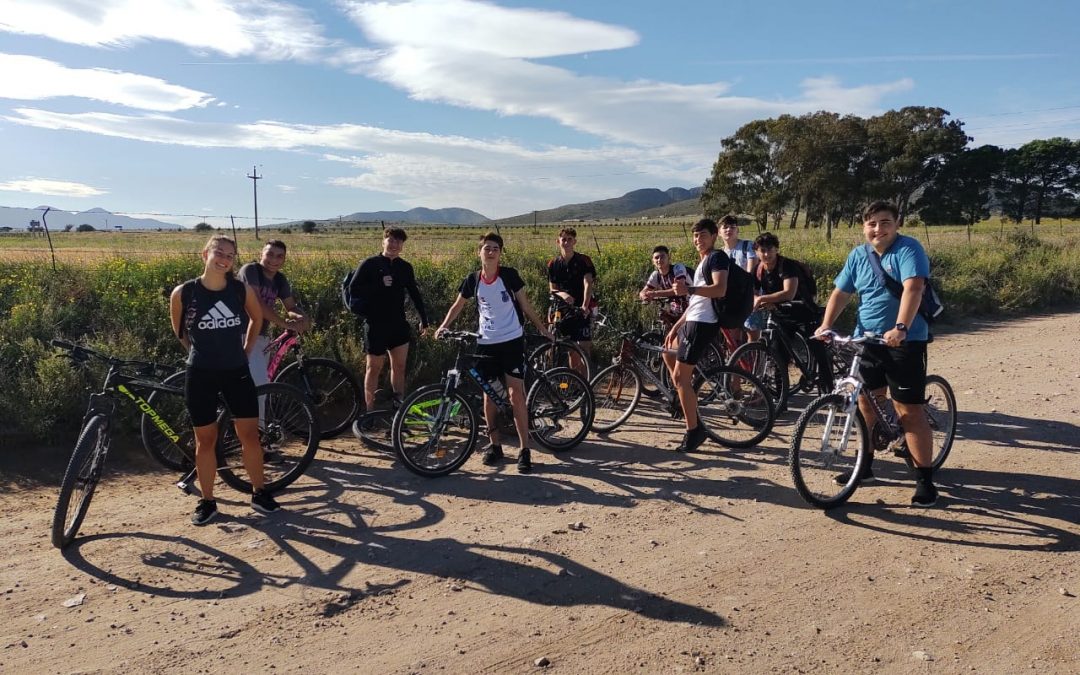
[863,244,944,324]
[704,251,754,329]
[757,257,818,305]
[341,268,367,317]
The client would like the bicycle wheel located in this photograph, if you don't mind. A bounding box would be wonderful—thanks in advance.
[52,415,110,549]
[925,375,957,470]
[140,369,196,472]
[528,340,591,380]
[660,341,723,391]
[352,407,396,453]
[589,363,642,433]
[789,394,871,509]
[787,332,816,395]
[728,341,789,411]
[217,382,321,493]
[638,331,666,397]
[393,384,479,477]
[528,367,594,451]
[274,358,362,439]
[696,365,776,449]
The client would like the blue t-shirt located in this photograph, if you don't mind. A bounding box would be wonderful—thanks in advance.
[834,234,930,342]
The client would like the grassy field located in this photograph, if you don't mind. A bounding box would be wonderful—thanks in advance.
[2,217,1079,441]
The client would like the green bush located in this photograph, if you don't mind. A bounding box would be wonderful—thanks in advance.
[2,230,1078,442]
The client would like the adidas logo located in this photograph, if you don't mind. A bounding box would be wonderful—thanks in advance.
[197,301,243,330]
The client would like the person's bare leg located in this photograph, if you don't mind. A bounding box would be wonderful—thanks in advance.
[387,342,409,399]
[506,376,529,450]
[233,417,264,491]
[364,354,386,408]
[673,362,698,430]
[193,423,219,500]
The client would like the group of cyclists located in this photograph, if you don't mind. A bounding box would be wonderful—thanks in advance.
[169,199,939,525]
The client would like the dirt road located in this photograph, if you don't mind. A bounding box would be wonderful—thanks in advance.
[2,313,1078,673]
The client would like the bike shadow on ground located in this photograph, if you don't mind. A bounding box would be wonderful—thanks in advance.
[824,461,1080,552]
[954,410,1080,454]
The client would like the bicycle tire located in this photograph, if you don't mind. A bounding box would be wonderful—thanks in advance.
[660,340,723,392]
[140,369,196,472]
[527,367,594,451]
[787,331,816,395]
[216,382,321,493]
[52,415,110,549]
[728,341,789,411]
[788,394,871,509]
[695,365,776,449]
[925,375,957,470]
[589,363,642,433]
[392,384,479,477]
[528,340,591,380]
[352,408,396,453]
[274,357,362,439]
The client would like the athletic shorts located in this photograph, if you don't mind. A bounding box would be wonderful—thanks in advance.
[556,313,592,343]
[185,365,258,427]
[676,321,721,365]
[364,319,411,356]
[860,341,928,405]
[475,337,526,381]
[743,309,766,332]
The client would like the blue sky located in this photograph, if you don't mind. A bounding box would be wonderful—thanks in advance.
[1,0,1078,225]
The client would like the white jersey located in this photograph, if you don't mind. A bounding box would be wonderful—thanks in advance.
[682,251,727,324]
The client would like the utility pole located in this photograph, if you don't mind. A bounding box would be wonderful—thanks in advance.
[247,165,263,240]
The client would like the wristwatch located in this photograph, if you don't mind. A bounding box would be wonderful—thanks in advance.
[894,322,908,332]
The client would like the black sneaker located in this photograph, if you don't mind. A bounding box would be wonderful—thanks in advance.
[911,481,938,507]
[517,448,532,474]
[252,489,281,514]
[481,444,504,466]
[191,499,218,526]
[675,425,706,453]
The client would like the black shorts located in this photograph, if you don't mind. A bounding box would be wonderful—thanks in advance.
[185,365,258,427]
[676,321,721,365]
[556,313,592,342]
[475,337,526,381]
[860,342,928,404]
[364,319,411,356]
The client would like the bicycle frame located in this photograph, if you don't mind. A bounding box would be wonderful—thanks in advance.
[265,330,301,380]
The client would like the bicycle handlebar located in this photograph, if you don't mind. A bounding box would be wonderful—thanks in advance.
[51,339,175,376]
[436,330,480,342]
[813,330,888,345]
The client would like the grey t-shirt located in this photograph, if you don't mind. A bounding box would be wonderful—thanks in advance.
[239,262,293,336]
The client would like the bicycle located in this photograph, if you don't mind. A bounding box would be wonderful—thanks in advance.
[588,314,776,449]
[727,305,832,411]
[51,340,321,548]
[531,294,595,379]
[390,331,595,477]
[787,331,957,509]
[264,328,362,440]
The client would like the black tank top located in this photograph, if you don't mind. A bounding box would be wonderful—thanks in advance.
[182,277,249,370]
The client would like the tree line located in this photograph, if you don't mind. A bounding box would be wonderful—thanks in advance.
[700,106,1080,234]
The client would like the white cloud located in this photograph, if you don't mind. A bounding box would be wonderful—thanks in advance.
[0,0,332,61]
[0,53,213,111]
[342,0,637,58]
[0,178,108,198]
[277,184,297,193]
[342,0,913,150]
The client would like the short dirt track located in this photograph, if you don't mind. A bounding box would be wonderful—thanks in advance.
[2,313,1078,673]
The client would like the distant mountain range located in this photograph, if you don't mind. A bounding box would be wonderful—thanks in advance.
[493,187,703,225]
[302,207,490,227]
[0,206,182,230]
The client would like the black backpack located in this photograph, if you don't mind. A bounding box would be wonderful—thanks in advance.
[757,257,819,306]
[705,251,754,329]
[340,268,367,317]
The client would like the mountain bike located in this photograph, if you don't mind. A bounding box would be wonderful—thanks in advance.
[523,294,595,379]
[727,305,833,411]
[141,330,357,471]
[390,331,595,477]
[588,315,775,448]
[51,340,320,548]
[787,331,957,509]
[264,329,361,439]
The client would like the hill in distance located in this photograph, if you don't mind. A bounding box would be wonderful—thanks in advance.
[303,207,489,227]
[0,205,182,230]
[493,187,702,225]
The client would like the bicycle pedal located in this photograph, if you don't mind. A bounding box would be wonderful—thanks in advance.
[176,479,195,495]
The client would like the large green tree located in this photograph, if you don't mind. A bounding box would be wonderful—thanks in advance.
[1021,137,1079,224]
[918,145,1004,226]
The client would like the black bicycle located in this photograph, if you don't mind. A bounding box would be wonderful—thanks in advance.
[390,331,595,477]
[52,340,320,548]
[588,315,775,448]
[728,305,828,411]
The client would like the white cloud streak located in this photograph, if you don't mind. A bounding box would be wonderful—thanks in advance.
[0,178,108,197]
[0,0,332,61]
[0,53,213,111]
